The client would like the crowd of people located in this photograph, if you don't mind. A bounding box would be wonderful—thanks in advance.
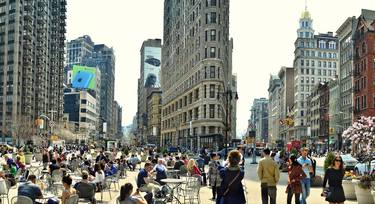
[257,147,346,204]
[0,142,352,204]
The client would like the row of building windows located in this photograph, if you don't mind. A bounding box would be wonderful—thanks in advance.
[162,104,222,129]
[164,83,222,117]
[301,50,337,59]
[175,65,221,99]
[300,59,337,68]
[300,68,336,77]
[299,40,337,49]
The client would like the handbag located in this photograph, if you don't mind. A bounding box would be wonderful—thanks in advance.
[219,170,241,204]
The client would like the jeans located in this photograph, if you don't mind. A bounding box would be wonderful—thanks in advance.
[300,178,311,204]
[261,185,277,204]
[212,186,219,199]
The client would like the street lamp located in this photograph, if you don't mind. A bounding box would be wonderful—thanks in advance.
[217,85,238,158]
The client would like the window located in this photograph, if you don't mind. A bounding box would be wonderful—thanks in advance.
[333,62,336,68]
[206,12,216,24]
[301,68,304,74]
[311,60,315,67]
[323,70,326,76]
[311,77,315,84]
[209,84,215,98]
[311,68,315,75]
[373,95,375,108]
[306,60,309,67]
[323,61,327,67]
[301,77,304,83]
[205,30,208,41]
[318,52,322,57]
[300,59,304,66]
[319,40,326,49]
[81,99,87,104]
[80,117,86,122]
[80,108,87,113]
[209,104,215,118]
[210,66,215,78]
[323,52,327,58]
[210,47,216,58]
[203,105,207,118]
[306,68,309,75]
[328,62,331,68]
[301,110,304,117]
[204,85,207,98]
[318,61,321,67]
[210,29,216,41]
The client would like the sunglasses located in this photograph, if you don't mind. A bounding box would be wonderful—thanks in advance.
[334,159,342,162]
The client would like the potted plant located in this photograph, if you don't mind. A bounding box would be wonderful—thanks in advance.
[24,146,33,165]
[342,171,357,200]
[324,152,335,172]
[352,174,375,204]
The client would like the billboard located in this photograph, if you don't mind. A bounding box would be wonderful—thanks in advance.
[143,47,161,88]
[72,65,96,89]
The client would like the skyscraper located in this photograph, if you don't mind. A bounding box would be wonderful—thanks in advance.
[0,0,66,139]
[293,9,339,144]
[83,44,116,137]
[161,0,234,149]
[137,39,162,144]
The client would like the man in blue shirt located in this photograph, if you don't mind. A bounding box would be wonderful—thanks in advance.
[18,174,43,203]
[297,147,313,204]
[137,162,160,193]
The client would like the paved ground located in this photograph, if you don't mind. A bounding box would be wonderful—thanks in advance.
[4,156,359,203]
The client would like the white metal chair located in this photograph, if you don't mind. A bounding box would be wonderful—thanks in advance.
[177,177,200,204]
[10,195,33,204]
[100,178,112,201]
[0,179,13,204]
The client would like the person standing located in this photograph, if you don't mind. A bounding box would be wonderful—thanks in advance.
[208,153,222,200]
[287,155,306,204]
[257,148,280,204]
[322,156,346,204]
[297,148,313,204]
[216,150,245,204]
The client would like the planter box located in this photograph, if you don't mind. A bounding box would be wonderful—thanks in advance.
[342,180,356,200]
[353,180,375,204]
[24,154,32,165]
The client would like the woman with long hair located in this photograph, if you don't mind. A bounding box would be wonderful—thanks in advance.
[322,155,346,204]
[187,159,202,176]
[287,154,306,204]
[118,183,147,204]
[216,150,245,204]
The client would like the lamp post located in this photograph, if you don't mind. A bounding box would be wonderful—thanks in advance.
[217,85,238,158]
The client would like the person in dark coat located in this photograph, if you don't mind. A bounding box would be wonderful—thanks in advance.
[216,150,245,204]
[287,154,306,204]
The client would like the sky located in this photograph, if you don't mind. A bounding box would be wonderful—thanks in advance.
[66,0,375,137]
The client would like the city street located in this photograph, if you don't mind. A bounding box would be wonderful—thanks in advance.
[0,155,359,204]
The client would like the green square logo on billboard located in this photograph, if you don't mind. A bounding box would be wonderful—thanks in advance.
[144,47,161,88]
[72,65,97,89]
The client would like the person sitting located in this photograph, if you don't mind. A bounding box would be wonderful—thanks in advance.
[91,163,105,191]
[152,159,167,185]
[61,175,76,204]
[4,155,15,169]
[49,159,60,175]
[118,183,147,204]
[105,161,118,177]
[15,156,26,170]
[130,155,140,171]
[74,171,96,203]
[173,156,184,170]
[187,159,202,177]
[18,174,43,203]
[137,162,160,193]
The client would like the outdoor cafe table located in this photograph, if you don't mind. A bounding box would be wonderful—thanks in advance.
[35,193,56,204]
[160,178,186,204]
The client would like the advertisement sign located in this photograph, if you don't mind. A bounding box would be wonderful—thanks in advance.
[72,65,97,89]
[143,47,161,88]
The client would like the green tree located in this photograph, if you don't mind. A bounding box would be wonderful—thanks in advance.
[324,152,335,171]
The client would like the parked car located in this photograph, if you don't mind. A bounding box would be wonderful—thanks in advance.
[354,159,375,175]
[341,154,358,170]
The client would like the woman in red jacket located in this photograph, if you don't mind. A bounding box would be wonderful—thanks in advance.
[187,159,202,176]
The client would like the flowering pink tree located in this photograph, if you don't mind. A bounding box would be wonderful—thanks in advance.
[342,116,375,156]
